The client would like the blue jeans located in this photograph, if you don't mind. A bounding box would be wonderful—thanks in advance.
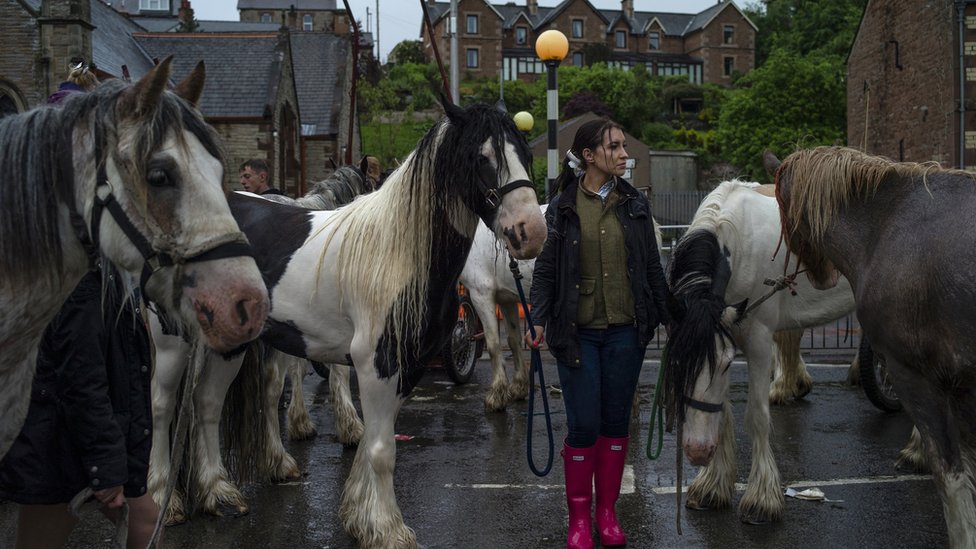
[557,325,643,448]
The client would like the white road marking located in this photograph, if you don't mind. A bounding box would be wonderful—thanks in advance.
[444,472,932,496]
[651,474,932,495]
[641,359,852,369]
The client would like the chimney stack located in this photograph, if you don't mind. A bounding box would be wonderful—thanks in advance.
[527,0,538,16]
[621,0,634,19]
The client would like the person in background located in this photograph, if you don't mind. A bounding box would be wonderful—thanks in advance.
[0,267,161,549]
[526,118,670,549]
[47,59,98,105]
[239,159,285,195]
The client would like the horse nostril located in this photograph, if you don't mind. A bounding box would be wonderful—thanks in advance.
[503,225,523,250]
[236,299,250,327]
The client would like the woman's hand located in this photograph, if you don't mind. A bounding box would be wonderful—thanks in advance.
[524,325,545,349]
[94,486,125,509]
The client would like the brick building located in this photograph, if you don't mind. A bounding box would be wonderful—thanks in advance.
[847,0,976,169]
[421,0,755,86]
[0,0,360,193]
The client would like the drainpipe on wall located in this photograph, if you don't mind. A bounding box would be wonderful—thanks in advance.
[959,1,968,169]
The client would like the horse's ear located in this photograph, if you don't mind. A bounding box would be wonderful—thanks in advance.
[125,56,174,117]
[173,60,206,108]
[763,150,781,177]
[441,94,466,124]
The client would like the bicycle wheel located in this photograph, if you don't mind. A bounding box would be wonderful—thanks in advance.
[858,337,902,412]
[444,298,480,384]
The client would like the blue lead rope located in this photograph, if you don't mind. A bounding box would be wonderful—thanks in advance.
[510,256,554,477]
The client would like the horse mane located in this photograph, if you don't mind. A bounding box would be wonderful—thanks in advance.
[664,228,733,423]
[775,146,965,245]
[0,79,222,289]
[298,166,371,209]
[313,103,529,361]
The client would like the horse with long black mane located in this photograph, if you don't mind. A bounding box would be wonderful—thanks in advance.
[216,100,546,547]
[0,57,268,462]
[663,179,855,524]
[774,146,976,547]
[147,165,374,524]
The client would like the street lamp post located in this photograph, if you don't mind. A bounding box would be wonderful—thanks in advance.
[535,30,568,199]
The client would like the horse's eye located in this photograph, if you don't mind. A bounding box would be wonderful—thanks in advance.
[147,168,171,187]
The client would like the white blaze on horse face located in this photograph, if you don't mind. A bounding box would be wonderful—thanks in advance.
[102,127,269,352]
[486,140,547,259]
[682,333,735,467]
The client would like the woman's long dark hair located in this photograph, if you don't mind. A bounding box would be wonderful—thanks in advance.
[553,118,623,196]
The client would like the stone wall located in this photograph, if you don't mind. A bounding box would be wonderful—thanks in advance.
[847,0,962,167]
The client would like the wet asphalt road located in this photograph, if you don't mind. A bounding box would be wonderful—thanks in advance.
[0,349,948,548]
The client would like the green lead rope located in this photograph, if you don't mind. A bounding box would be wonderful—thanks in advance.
[646,343,668,460]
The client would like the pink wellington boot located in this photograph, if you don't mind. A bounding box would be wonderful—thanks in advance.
[594,436,629,546]
[563,441,596,549]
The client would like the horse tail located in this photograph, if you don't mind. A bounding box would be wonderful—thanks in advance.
[221,341,274,484]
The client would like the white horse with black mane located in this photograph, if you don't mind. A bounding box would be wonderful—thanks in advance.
[148,166,374,523]
[664,179,855,524]
[219,100,546,547]
[0,57,268,461]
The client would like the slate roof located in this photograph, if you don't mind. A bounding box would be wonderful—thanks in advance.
[91,0,157,80]
[130,17,282,33]
[134,33,282,118]
[237,0,337,9]
[289,32,348,135]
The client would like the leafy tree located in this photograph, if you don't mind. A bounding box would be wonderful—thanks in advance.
[716,49,846,182]
[563,90,612,119]
[744,0,867,66]
[389,40,427,65]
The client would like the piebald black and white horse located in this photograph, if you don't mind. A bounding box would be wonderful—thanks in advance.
[775,146,976,547]
[148,166,374,523]
[0,58,268,461]
[222,101,546,547]
[664,180,855,524]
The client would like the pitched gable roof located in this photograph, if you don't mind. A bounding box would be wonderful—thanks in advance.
[91,0,157,80]
[289,32,349,135]
[133,33,283,118]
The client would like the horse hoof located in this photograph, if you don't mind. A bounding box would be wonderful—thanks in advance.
[740,514,772,525]
[216,503,249,518]
[685,501,711,511]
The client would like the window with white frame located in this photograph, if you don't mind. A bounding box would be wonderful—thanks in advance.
[615,30,626,49]
[517,57,545,74]
[466,15,479,34]
[260,12,272,23]
[303,14,313,31]
[648,31,660,50]
[140,0,169,10]
[516,26,527,45]
[572,19,583,39]
[467,48,479,68]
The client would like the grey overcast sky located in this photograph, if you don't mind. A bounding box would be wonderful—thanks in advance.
[192,1,735,63]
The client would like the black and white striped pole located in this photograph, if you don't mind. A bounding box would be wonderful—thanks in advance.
[535,30,568,199]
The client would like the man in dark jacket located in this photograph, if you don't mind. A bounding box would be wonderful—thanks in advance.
[0,268,160,548]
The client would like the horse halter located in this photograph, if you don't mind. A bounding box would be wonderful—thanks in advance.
[72,116,254,304]
[472,178,534,227]
[683,396,724,414]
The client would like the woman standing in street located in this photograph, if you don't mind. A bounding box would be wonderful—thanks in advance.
[526,118,670,549]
